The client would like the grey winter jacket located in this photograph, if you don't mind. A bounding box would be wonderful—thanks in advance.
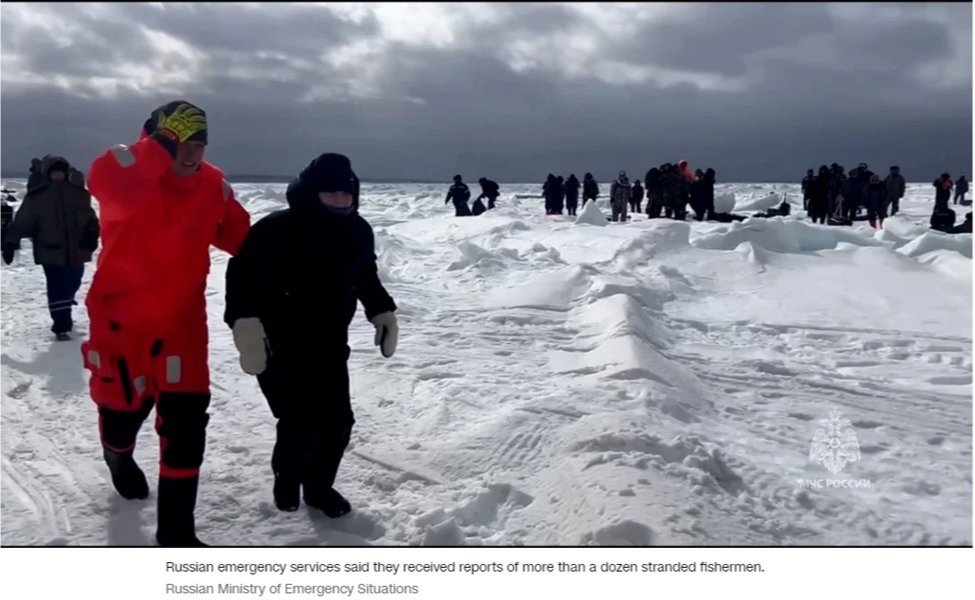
[610,178,631,208]
[884,173,906,201]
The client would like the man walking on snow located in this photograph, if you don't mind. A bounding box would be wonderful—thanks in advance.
[82,100,251,546]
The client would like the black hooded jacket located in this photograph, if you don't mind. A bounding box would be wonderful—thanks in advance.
[224,157,396,359]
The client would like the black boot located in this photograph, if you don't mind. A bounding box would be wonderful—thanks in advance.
[103,448,149,500]
[273,472,300,512]
[155,477,207,546]
[304,487,351,518]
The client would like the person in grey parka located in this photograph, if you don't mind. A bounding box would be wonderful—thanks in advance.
[609,171,630,222]
[884,166,906,216]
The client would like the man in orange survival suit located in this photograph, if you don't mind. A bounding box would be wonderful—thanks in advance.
[82,100,250,546]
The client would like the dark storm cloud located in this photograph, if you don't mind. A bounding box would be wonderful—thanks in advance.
[2,2,970,182]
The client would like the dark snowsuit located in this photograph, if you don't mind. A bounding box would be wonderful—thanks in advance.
[644,169,663,218]
[661,168,682,219]
[564,175,580,215]
[808,169,831,224]
[224,163,396,506]
[3,155,100,334]
[445,182,472,216]
[866,180,887,226]
[884,171,906,216]
[582,175,599,204]
[544,176,563,214]
[829,168,848,216]
[478,179,500,209]
[954,177,968,205]
[934,177,953,211]
[691,171,715,221]
[802,172,816,210]
[845,170,864,220]
[629,181,644,214]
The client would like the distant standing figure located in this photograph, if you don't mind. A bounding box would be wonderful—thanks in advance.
[609,171,630,222]
[445,174,472,216]
[564,174,580,216]
[801,169,816,211]
[807,166,831,225]
[644,168,663,218]
[582,173,599,205]
[884,166,906,216]
[954,175,968,205]
[866,173,887,229]
[933,172,953,211]
[629,179,644,214]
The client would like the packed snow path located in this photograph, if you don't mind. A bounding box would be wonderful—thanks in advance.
[2,182,970,546]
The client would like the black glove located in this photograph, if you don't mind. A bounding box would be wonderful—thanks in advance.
[2,246,15,265]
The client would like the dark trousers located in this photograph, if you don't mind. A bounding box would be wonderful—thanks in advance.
[257,351,355,494]
[43,264,84,334]
[955,191,966,205]
[98,392,211,476]
[98,391,210,542]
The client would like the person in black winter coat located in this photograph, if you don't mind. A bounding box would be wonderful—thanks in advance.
[801,169,816,210]
[704,168,717,220]
[445,174,472,216]
[543,174,556,214]
[884,166,906,216]
[866,173,887,228]
[954,176,968,205]
[477,177,500,209]
[629,179,644,214]
[807,166,831,224]
[224,153,398,517]
[845,167,863,220]
[582,173,599,205]
[564,174,580,215]
[544,174,564,214]
[555,176,566,214]
[934,172,953,211]
[644,168,663,218]
[659,164,680,219]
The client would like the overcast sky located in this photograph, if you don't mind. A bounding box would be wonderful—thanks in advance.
[2,2,971,182]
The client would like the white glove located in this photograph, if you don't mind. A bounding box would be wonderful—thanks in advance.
[369,311,398,358]
[232,317,269,375]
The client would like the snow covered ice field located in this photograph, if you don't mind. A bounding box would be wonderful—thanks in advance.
[1,181,971,546]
